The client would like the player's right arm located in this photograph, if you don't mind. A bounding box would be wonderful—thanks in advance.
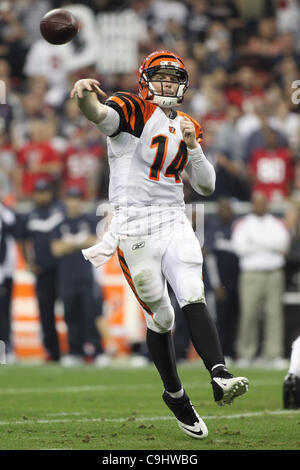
[71,79,120,135]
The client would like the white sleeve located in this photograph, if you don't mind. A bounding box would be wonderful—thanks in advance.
[184,144,216,196]
[95,106,120,136]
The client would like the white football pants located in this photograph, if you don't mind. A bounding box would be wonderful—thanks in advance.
[117,216,205,333]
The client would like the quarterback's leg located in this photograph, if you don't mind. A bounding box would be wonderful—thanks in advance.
[162,218,249,406]
[117,240,181,390]
[117,237,208,439]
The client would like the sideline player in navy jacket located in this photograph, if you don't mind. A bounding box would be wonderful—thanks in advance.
[19,179,64,361]
[51,186,103,365]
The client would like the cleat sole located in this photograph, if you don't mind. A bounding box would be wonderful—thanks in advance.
[216,378,249,406]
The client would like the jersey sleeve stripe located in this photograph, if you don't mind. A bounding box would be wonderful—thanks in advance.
[105,96,131,137]
[107,92,157,138]
[106,93,140,136]
[117,94,136,130]
[117,93,145,136]
[120,92,146,111]
[107,96,129,123]
[120,93,158,126]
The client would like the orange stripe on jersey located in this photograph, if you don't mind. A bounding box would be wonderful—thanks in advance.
[177,111,203,143]
[106,92,157,137]
[117,248,153,317]
[116,93,136,131]
[121,92,145,109]
[108,95,130,124]
[121,92,157,125]
[129,100,136,131]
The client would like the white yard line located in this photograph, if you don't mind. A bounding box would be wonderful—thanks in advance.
[0,379,280,395]
[0,384,157,395]
[0,409,297,427]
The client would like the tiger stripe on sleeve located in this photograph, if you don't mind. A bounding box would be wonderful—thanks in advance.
[106,92,157,138]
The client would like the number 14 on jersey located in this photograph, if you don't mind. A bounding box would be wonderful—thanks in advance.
[149,135,188,183]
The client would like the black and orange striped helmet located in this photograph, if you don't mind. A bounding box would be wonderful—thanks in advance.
[138,50,189,108]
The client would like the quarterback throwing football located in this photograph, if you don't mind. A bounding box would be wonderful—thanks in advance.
[71,50,249,439]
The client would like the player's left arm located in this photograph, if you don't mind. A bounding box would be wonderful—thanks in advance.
[181,117,215,196]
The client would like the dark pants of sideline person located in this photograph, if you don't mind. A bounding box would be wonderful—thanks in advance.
[36,269,60,361]
[0,277,13,353]
[62,281,102,358]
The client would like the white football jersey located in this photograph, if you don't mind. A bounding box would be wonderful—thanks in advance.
[104,92,203,235]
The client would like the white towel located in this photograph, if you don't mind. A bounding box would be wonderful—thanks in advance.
[82,231,119,268]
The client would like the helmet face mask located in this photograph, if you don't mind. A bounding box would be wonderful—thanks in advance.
[138,51,189,108]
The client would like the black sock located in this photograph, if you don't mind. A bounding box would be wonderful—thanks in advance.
[146,328,182,393]
[210,365,232,379]
[182,302,225,372]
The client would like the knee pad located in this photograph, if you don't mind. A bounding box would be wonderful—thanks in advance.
[133,269,164,306]
[145,305,175,333]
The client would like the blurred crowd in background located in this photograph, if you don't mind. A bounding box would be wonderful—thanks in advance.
[1,0,300,367]
[1,0,300,204]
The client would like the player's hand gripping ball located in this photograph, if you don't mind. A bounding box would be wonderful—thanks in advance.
[40,9,79,45]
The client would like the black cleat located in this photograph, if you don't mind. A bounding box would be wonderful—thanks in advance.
[162,390,208,439]
[283,373,300,409]
[211,367,249,406]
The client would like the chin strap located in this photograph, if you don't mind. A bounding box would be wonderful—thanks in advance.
[152,95,180,108]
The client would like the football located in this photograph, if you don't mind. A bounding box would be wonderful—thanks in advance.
[40,9,79,45]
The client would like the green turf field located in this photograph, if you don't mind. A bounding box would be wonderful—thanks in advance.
[0,361,299,450]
